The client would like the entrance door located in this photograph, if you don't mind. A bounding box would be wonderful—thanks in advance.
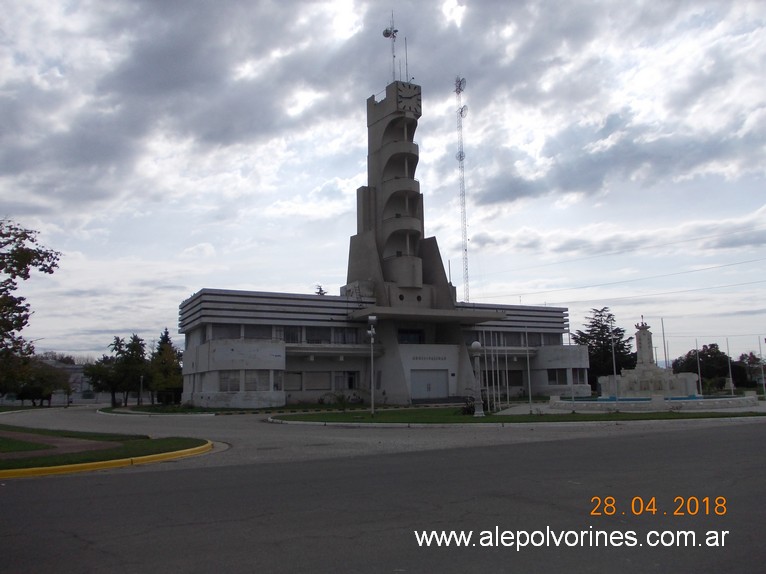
[411,369,449,400]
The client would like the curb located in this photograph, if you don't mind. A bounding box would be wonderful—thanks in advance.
[0,440,213,479]
[267,414,766,429]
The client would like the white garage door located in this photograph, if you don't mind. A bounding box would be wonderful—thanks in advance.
[411,369,449,400]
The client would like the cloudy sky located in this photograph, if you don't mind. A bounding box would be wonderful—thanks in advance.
[3,0,765,362]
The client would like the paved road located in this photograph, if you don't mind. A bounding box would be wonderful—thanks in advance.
[1,407,765,573]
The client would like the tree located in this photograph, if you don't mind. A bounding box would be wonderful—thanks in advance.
[673,344,747,392]
[571,307,636,391]
[149,328,183,404]
[16,358,71,406]
[84,355,118,406]
[0,220,61,395]
[84,334,148,407]
[738,352,764,386]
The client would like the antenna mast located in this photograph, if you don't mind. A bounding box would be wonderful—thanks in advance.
[382,13,398,82]
[455,76,469,302]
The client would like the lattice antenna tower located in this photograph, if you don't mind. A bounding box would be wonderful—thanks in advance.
[382,13,398,82]
[455,76,469,302]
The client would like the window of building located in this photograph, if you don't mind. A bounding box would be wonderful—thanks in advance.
[306,326,331,344]
[333,327,359,344]
[304,371,332,390]
[275,326,302,343]
[212,324,241,340]
[244,370,271,391]
[547,369,567,385]
[463,330,478,345]
[573,368,587,385]
[219,370,240,392]
[543,333,562,346]
[506,332,522,346]
[398,329,424,344]
[335,371,359,390]
[244,325,272,340]
[284,372,302,391]
[186,327,206,347]
[273,371,283,391]
[285,326,301,343]
[527,332,542,347]
[508,370,523,386]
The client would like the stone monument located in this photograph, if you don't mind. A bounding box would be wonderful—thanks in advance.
[599,319,699,398]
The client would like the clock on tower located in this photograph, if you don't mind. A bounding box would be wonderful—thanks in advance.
[396,82,422,116]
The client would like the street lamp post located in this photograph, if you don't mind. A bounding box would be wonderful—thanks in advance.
[368,315,377,417]
[470,341,485,417]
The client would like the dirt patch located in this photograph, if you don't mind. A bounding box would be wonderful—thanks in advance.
[0,429,116,460]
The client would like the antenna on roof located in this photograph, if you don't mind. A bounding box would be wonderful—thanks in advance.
[382,12,398,82]
[405,37,409,82]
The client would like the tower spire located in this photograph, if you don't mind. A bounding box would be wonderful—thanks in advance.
[382,12,398,82]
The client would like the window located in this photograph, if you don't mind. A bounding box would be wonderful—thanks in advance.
[333,327,359,344]
[505,332,522,346]
[304,372,331,391]
[398,329,424,344]
[275,326,302,343]
[219,370,240,392]
[463,330,478,346]
[306,327,331,344]
[547,369,567,385]
[284,326,301,343]
[187,327,206,347]
[335,371,359,390]
[527,332,542,347]
[543,333,562,346]
[573,368,586,385]
[244,325,272,340]
[284,372,302,391]
[244,370,271,391]
[212,324,241,340]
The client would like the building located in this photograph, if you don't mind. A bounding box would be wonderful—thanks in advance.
[179,79,590,409]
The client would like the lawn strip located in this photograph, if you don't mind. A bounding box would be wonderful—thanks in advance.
[0,436,53,453]
[273,408,766,425]
[0,423,147,442]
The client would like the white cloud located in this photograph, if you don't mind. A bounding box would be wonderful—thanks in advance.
[2,0,764,359]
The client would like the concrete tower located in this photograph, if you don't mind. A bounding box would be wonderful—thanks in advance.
[342,80,504,404]
[344,80,456,310]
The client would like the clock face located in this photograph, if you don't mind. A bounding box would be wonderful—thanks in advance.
[397,83,422,116]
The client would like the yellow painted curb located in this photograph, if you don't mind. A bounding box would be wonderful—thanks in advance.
[0,440,213,479]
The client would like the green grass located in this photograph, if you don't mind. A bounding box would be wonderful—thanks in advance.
[0,423,147,442]
[122,403,374,415]
[0,424,207,471]
[0,436,53,453]
[274,407,766,425]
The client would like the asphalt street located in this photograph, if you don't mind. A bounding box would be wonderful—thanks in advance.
[1,407,765,573]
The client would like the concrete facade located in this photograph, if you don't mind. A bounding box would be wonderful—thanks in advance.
[179,80,590,409]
